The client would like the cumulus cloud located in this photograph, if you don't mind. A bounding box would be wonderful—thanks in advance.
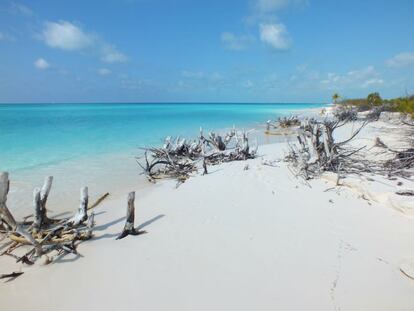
[34,58,50,70]
[386,52,414,68]
[42,21,93,51]
[40,20,127,63]
[259,23,291,50]
[362,78,384,88]
[98,68,111,75]
[221,32,255,51]
[320,66,383,89]
[100,44,128,63]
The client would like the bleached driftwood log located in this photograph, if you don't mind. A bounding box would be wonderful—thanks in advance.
[33,176,55,231]
[285,118,367,180]
[0,172,42,256]
[137,127,257,183]
[0,172,111,278]
[116,192,146,240]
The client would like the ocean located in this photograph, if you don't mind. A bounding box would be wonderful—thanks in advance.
[0,103,325,211]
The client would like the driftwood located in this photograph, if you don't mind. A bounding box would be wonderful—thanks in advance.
[265,116,300,133]
[285,118,368,180]
[333,106,358,122]
[365,106,384,121]
[277,116,301,128]
[137,127,257,183]
[285,111,414,181]
[396,190,414,196]
[116,192,146,240]
[67,187,88,226]
[0,172,151,281]
[385,148,414,174]
[0,172,99,273]
[89,192,110,210]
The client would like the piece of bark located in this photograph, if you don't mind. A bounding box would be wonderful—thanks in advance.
[116,192,146,240]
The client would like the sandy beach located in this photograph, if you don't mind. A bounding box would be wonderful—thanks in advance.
[1,114,414,311]
[2,1,414,309]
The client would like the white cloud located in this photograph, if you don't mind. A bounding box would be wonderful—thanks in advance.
[100,44,128,63]
[347,65,375,79]
[386,52,414,68]
[320,66,383,89]
[259,23,290,50]
[221,32,255,51]
[98,68,111,76]
[34,58,50,70]
[41,20,127,63]
[245,0,306,49]
[362,78,384,88]
[42,21,93,51]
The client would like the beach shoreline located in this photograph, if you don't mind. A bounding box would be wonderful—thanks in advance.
[5,106,314,216]
[2,107,414,311]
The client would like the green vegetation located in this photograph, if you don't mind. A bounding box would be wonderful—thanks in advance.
[332,93,340,105]
[366,92,382,106]
[337,92,414,117]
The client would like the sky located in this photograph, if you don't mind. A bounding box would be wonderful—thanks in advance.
[0,0,414,103]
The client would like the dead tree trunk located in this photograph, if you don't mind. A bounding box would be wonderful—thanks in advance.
[116,192,146,240]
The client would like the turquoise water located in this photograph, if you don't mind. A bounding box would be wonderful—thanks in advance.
[0,103,325,172]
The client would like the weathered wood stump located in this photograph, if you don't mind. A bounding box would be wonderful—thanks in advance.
[67,187,89,226]
[116,192,146,240]
[0,172,16,231]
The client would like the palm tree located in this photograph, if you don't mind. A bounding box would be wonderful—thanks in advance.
[332,93,340,105]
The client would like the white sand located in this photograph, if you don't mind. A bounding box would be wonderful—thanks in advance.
[1,118,414,311]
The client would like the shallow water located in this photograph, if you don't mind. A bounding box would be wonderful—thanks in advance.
[0,103,325,212]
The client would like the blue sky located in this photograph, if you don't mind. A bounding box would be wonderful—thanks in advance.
[1,0,414,103]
